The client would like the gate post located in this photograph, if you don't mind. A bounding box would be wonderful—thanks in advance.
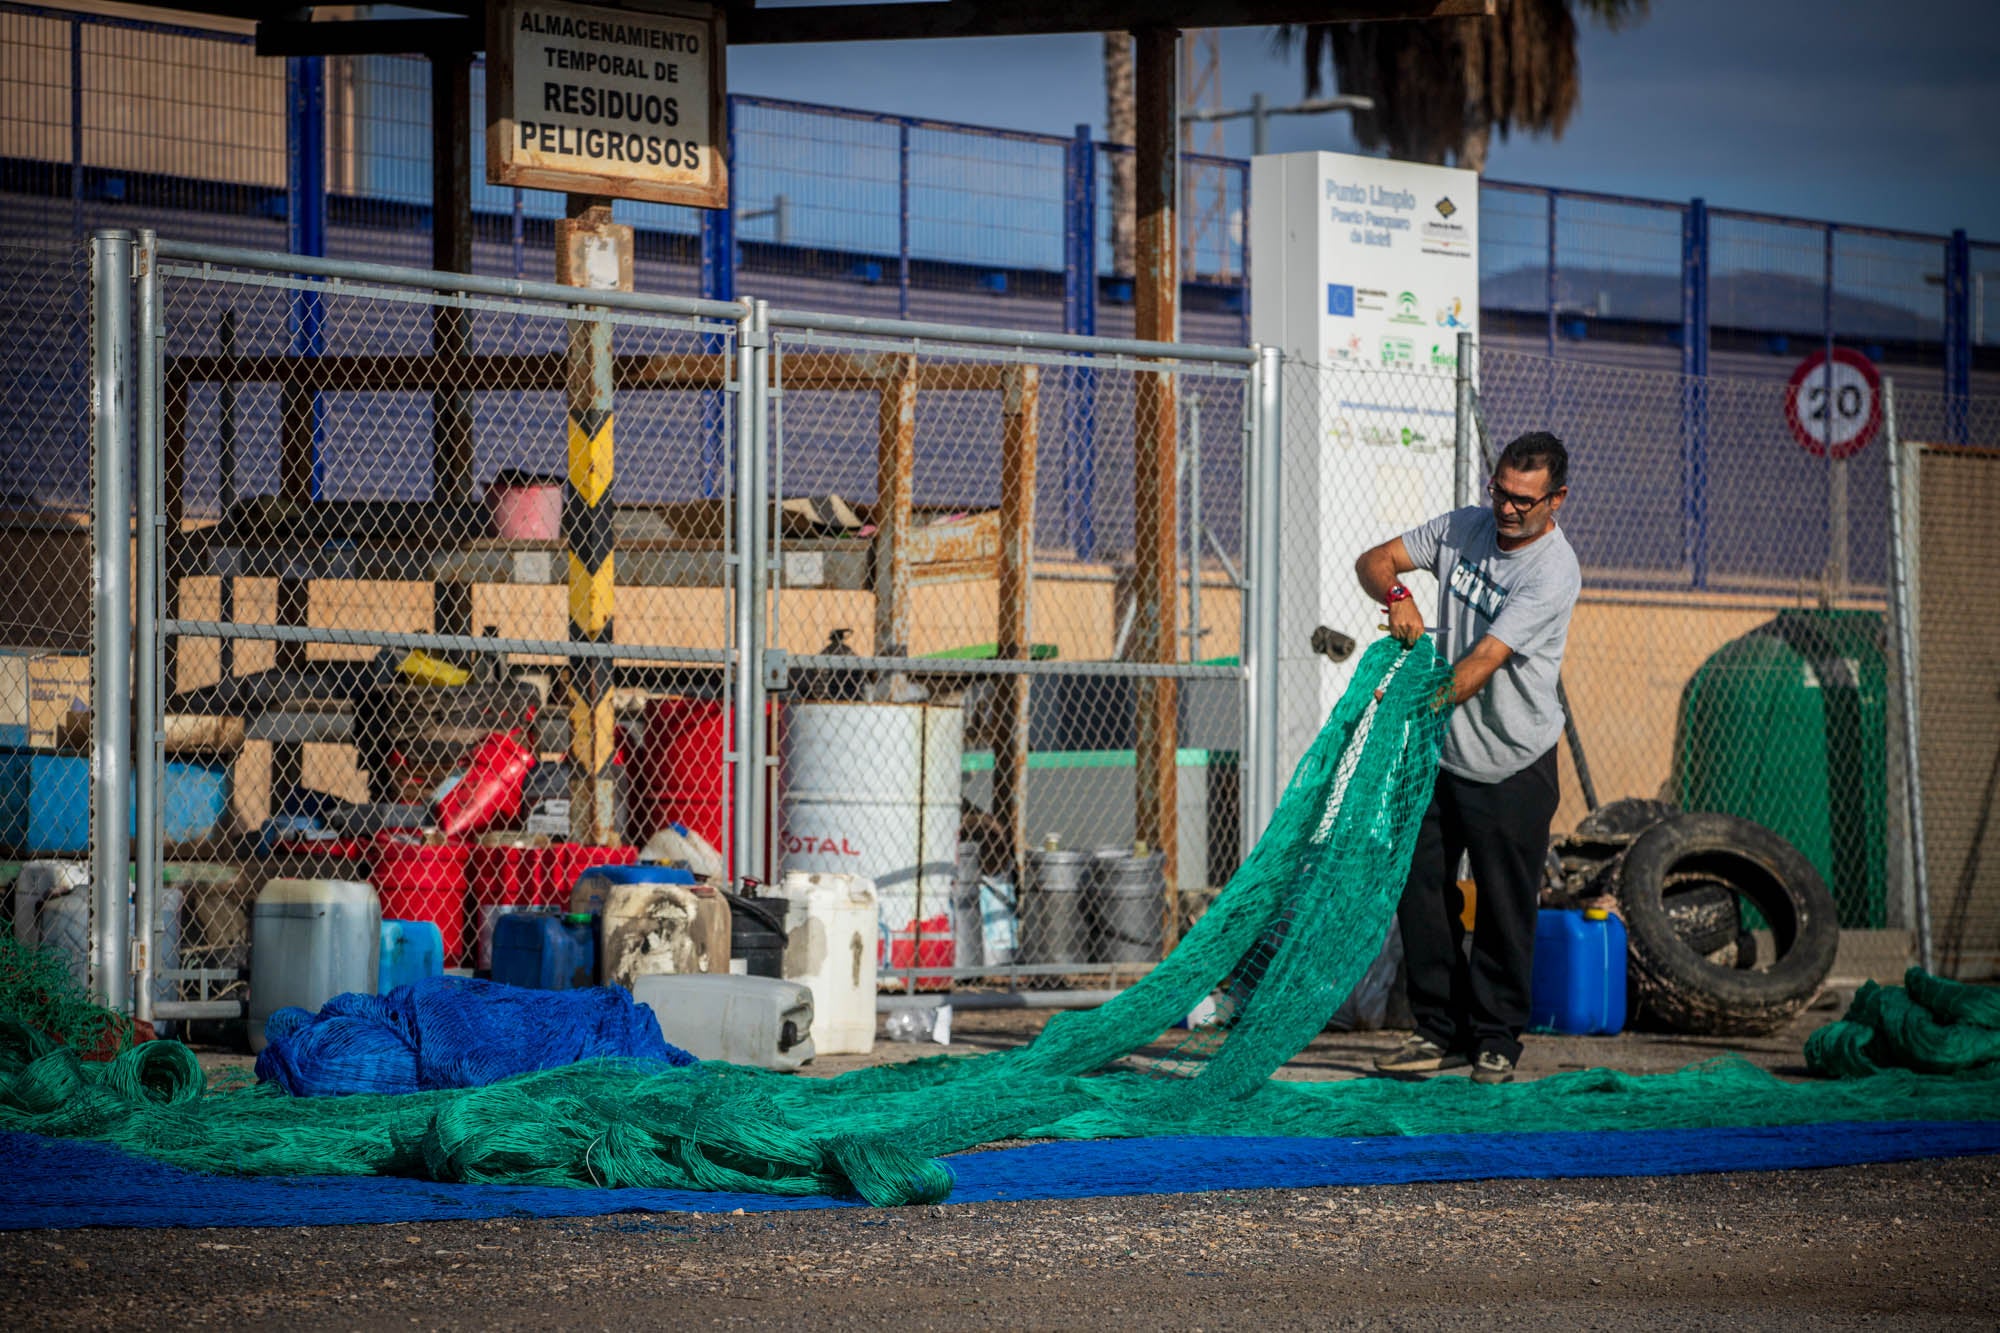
[90,228,136,1011]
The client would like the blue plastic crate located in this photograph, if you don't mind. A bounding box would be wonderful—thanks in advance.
[0,749,229,854]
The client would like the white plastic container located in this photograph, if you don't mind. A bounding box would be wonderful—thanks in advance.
[630,973,816,1070]
[248,879,380,1053]
[776,870,878,1055]
[13,860,87,945]
[36,881,183,1010]
[781,702,962,973]
[589,879,732,987]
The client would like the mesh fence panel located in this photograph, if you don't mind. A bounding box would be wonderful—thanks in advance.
[153,253,739,997]
[60,223,2000,1010]
[1273,354,1461,795]
[0,242,95,991]
[1278,345,1963,951]
[769,328,1250,987]
[1482,347,1910,933]
[1899,385,2000,979]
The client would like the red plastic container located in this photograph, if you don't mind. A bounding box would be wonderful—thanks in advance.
[563,843,639,900]
[436,731,536,839]
[636,698,778,878]
[885,914,955,992]
[372,834,473,964]
[470,842,638,910]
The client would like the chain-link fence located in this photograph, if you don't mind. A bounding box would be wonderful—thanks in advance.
[764,321,1253,989]
[136,238,747,1015]
[1480,347,1911,948]
[1277,341,1961,976]
[51,227,2000,1017]
[50,232,1265,1013]
[0,238,97,1003]
[1897,386,2000,980]
[1273,351,1465,787]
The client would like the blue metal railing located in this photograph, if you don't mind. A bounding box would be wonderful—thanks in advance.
[0,0,1990,418]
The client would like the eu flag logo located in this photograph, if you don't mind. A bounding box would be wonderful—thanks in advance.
[1327,283,1355,317]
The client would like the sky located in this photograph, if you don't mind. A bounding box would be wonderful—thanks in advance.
[728,0,2000,240]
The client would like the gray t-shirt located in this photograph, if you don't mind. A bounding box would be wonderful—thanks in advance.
[1400,506,1582,783]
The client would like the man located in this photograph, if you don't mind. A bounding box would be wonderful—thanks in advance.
[1353,431,1581,1086]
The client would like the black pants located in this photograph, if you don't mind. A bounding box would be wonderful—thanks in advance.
[1395,746,1559,1064]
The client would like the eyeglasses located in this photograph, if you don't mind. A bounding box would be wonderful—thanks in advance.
[1487,481,1561,513]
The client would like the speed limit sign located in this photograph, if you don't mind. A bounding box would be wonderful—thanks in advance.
[1785,348,1882,459]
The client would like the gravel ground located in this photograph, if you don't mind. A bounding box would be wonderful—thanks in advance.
[5,1160,1994,1330]
[15,1001,1998,1330]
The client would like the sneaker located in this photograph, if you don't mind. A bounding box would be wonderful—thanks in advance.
[1471,1050,1515,1085]
[1374,1035,1468,1076]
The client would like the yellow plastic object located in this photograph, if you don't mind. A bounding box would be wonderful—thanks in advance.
[399,650,470,688]
[1584,907,1609,921]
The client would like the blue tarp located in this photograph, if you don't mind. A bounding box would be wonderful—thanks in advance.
[8,1121,1997,1230]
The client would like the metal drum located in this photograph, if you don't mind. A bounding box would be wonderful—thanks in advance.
[782,702,962,980]
[1090,850,1166,964]
[1020,847,1091,966]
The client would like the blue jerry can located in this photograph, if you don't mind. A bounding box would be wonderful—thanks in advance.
[491,911,598,991]
[1529,908,1627,1036]
[377,919,446,994]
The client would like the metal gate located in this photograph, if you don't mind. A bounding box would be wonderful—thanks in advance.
[83,230,1277,1014]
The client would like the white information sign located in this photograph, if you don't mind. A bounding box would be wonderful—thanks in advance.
[487,0,726,208]
[1250,151,1480,777]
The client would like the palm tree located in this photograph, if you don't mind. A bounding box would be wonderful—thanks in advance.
[1277,0,1648,172]
[1103,31,1136,274]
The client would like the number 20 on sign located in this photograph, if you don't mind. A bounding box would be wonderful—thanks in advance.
[1784,347,1882,460]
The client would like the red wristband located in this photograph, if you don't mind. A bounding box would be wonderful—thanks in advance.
[1384,583,1412,606]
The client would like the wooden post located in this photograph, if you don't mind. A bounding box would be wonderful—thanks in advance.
[873,354,919,661]
[273,360,314,810]
[1133,25,1181,942]
[557,195,633,845]
[430,48,475,507]
[995,363,1040,889]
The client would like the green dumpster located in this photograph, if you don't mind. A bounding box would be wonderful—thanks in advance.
[1674,609,1888,928]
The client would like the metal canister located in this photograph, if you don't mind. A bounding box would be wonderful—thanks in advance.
[1020,844,1091,966]
[1090,850,1166,964]
[952,838,985,971]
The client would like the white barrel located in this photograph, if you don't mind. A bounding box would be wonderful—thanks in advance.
[777,871,879,1055]
[780,703,962,978]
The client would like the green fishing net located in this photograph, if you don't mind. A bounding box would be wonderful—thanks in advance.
[4,638,1998,1206]
[0,922,133,1060]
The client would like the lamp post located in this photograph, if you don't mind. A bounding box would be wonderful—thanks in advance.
[1180,92,1375,155]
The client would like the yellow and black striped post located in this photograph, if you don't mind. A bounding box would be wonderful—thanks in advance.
[557,198,631,846]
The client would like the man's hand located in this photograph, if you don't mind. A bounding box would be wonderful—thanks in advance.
[1355,537,1421,647]
[1387,598,1426,647]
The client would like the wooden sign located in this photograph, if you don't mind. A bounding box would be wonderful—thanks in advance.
[486,0,726,208]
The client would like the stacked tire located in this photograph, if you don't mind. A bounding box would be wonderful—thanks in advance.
[1558,801,1840,1037]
